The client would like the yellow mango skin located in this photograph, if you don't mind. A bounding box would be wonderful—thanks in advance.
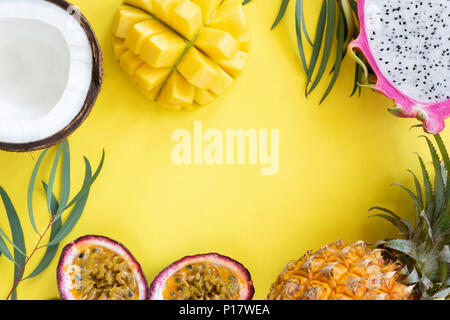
[236,30,251,52]
[152,0,181,21]
[177,47,218,89]
[120,50,145,76]
[124,19,168,54]
[169,1,203,40]
[208,4,248,37]
[191,0,221,23]
[217,50,248,77]
[112,6,151,39]
[208,67,234,95]
[112,37,127,60]
[140,31,186,68]
[134,65,171,91]
[138,84,162,100]
[124,0,154,13]
[194,88,216,106]
[159,71,195,106]
[195,27,238,60]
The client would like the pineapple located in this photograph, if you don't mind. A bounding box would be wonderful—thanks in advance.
[267,135,450,300]
[111,0,250,111]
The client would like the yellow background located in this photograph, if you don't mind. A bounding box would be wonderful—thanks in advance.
[0,0,446,300]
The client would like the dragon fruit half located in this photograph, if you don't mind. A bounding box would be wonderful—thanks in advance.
[349,0,450,133]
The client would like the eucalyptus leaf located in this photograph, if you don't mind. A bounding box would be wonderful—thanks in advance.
[61,150,105,212]
[58,140,71,214]
[47,158,92,247]
[26,183,62,279]
[46,143,64,216]
[0,186,26,300]
[27,148,49,235]
[0,231,14,262]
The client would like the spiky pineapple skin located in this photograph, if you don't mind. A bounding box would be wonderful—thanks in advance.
[267,240,412,300]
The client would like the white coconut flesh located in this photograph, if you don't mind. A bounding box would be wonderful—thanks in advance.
[364,0,450,104]
[0,0,93,144]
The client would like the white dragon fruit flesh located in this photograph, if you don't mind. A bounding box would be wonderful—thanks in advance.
[350,0,450,133]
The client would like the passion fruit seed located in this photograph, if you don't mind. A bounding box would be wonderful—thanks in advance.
[163,262,240,300]
[69,245,139,300]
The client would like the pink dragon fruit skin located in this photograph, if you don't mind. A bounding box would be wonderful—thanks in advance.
[349,0,450,134]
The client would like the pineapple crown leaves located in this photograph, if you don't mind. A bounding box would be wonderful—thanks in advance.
[244,0,363,102]
[371,134,450,299]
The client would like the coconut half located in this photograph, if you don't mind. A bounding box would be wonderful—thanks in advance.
[0,0,102,152]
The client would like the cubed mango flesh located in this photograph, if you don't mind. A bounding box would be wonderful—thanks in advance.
[208,67,233,95]
[140,31,186,68]
[124,19,168,54]
[134,65,171,91]
[138,84,162,100]
[120,50,145,76]
[236,30,251,52]
[217,50,248,77]
[195,27,238,60]
[124,0,154,13]
[177,47,218,89]
[194,88,216,106]
[112,6,151,39]
[191,0,221,23]
[208,4,248,37]
[113,0,249,111]
[169,0,203,39]
[112,37,127,60]
[152,0,181,21]
[159,71,195,106]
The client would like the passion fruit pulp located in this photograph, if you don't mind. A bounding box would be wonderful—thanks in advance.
[57,235,148,300]
[149,253,254,300]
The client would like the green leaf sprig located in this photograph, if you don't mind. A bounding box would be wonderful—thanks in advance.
[0,140,105,300]
[246,0,366,103]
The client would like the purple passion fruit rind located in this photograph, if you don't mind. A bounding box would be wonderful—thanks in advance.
[149,253,254,300]
[57,235,148,300]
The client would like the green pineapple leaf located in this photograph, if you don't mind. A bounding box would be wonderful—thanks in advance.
[416,154,435,223]
[384,239,417,259]
[407,170,424,214]
[421,136,445,226]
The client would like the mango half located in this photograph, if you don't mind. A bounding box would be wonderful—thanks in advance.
[112,0,250,111]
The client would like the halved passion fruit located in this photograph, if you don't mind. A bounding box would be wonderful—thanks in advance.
[57,235,148,300]
[149,253,254,300]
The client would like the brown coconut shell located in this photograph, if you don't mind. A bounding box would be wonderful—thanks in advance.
[0,0,103,152]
